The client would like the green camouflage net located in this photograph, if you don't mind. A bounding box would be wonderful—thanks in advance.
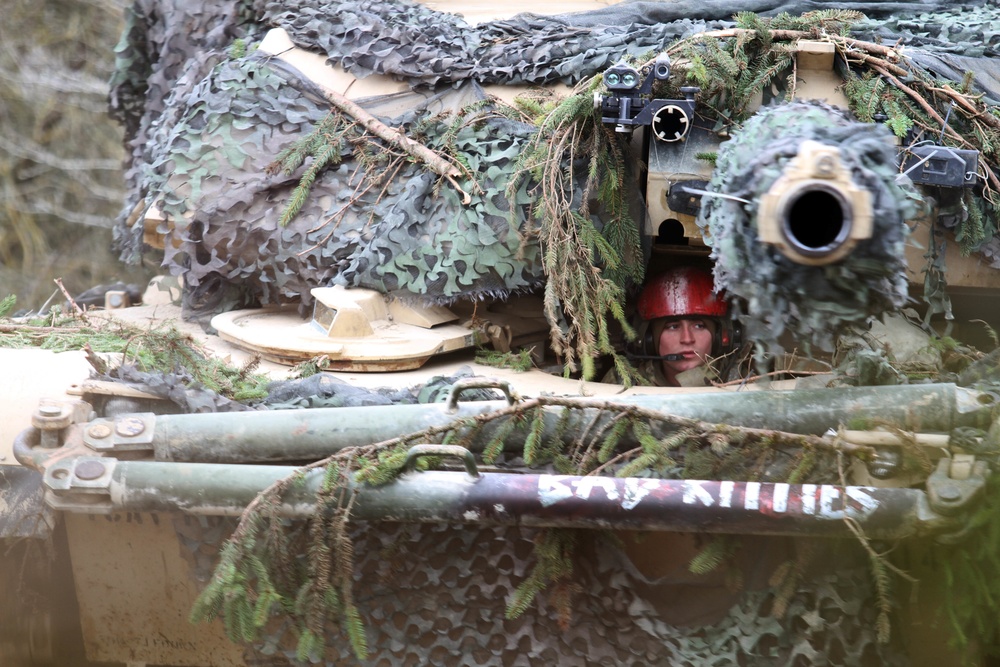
[175,518,909,666]
[110,0,1000,325]
[144,51,543,314]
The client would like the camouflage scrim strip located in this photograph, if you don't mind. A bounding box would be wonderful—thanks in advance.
[109,0,1000,319]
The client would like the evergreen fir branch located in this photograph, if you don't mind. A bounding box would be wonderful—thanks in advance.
[295,629,320,664]
[616,451,660,478]
[786,450,817,484]
[505,529,578,621]
[508,76,642,380]
[523,406,547,465]
[474,347,534,372]
[0,295,15,318]
[482,414,520,464]
[688,535,734,575]
[279,142,342,227]
[770,560,798,619]
[344,603,368,660]
[595,414,631,464]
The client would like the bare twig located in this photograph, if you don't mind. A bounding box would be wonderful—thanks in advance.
[713,369,830,388]
[0,324,83,333]
[54,278,90,324]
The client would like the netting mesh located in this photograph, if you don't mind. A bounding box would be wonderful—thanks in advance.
[109,0,1000,321]
[173,516,909,666]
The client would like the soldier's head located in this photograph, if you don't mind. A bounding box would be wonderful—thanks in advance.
[637,266,733,384]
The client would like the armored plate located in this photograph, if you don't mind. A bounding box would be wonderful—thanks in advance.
[211,286,551,370]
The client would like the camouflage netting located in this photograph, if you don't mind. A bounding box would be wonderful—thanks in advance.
[110,0,1000,324]
[175,518,908,666]
[697,102,919,353]
[101,365,499,412]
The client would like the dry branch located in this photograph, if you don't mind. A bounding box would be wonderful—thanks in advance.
[318,87,473,204]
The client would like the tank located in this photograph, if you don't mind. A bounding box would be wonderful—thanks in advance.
[5,1,1000,665]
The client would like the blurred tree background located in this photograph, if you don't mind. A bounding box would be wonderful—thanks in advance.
[0,0,153,310]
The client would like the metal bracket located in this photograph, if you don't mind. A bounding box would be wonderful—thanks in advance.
[445,379,517,413]
[42,456,116,512]
[403,445,480,479]
[82,413,156,452]
[925,456,987,516]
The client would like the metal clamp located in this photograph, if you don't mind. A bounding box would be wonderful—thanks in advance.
[926,456,988,516]
[403,445,480,479]
[444,379,517,413]
[82,413,156,452]
[44,457,116,495]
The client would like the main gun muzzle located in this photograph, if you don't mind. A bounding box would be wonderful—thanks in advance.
[757,140,873,265]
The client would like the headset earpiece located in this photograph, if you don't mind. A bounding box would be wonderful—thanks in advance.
[625,320,657,358]
[714,317,742,356]
[642,322,657,356]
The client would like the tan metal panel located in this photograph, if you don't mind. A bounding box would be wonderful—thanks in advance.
[65,513,244,666]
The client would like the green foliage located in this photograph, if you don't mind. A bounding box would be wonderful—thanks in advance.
[956,189,989,255]
[194,459,368,661]
[765,9,864,33]
[0,312,270,402]
[505,529,579,627]
[229,38,247,59]
[194,391,853,659]
[289,355,332,379]
[694,151,718,165]
[508,80,641,381]
[0,295,15,319]
[268,113,350,227]
[842,70,919,139]
[353,444,410,486]
[474,347,534,372]
[910,474,1000,657]
[688,536,735,575]
[675,24,795,128]
[481,415,521,464]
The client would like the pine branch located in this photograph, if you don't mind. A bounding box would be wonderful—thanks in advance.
[317,86,471,204]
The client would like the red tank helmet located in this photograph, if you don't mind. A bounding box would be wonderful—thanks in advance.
[637,266,727,321]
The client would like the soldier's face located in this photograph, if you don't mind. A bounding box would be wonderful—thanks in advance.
[657,318,714,375]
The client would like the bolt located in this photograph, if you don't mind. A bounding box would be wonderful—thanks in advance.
[937,484,962,503]
[88,424,113,439]
[868,462,897,480]
[75,460,107,481]
[816,155,836,175]
[115,416,145,438]
[38,405,62,417]
[867,448,901,480]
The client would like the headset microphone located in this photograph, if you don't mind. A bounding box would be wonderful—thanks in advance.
[625,353,686,362]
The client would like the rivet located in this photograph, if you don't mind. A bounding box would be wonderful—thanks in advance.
[115,416,145,437]
[88,424,113,439]
[75,460,107,481]
[937,485,962,502]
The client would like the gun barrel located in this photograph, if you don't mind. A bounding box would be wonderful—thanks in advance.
[757,140,873,266]
[694,101,918,351]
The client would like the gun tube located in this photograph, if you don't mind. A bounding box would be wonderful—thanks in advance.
[779,180,854,260]
[757,140,874,266]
